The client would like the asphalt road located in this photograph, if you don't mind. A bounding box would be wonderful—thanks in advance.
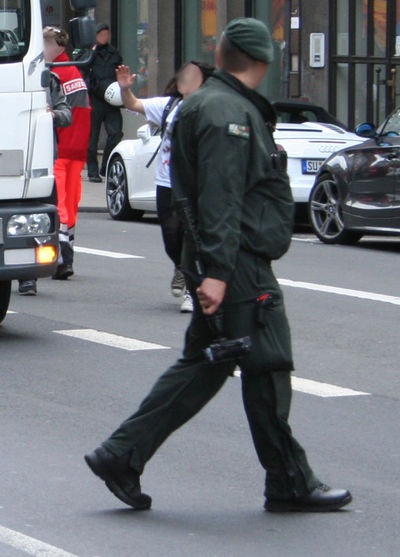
[1,213,399,557]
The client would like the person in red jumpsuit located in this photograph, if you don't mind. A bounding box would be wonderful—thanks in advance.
[43,26,91,279]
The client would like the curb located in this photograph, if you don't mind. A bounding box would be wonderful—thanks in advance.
[79,206,108,213]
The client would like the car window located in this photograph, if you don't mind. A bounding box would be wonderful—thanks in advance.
[0,0,30,63]
[276,108,319,124]
[379,107,400,136]
[298,110,318,122]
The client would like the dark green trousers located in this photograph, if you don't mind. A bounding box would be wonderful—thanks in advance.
[103,292,321,499]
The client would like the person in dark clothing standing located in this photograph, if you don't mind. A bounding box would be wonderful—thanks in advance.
[85,23,123,182]
[85,18,352,514]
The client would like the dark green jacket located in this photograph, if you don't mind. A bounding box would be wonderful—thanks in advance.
[171,70,294,303]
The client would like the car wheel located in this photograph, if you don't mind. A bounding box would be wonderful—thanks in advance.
[0,280,11,324]
[106,155,145,221]
[308,174,362,244]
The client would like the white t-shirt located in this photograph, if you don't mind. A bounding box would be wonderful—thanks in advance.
[140,96,182,188]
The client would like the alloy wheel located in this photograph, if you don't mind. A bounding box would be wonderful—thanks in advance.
[309,177,346,242]
[106,158,127,218]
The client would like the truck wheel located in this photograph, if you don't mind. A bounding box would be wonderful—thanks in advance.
[0,280,11,324]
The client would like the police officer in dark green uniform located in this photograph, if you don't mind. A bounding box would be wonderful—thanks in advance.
[85,18,352,513]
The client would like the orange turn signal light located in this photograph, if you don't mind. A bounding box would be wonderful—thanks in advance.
[36,245,58,264]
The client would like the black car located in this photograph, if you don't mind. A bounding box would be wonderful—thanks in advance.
[308,108,400,244]
[271,99,347,130]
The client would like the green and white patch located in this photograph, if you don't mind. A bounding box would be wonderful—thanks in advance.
[227,123,250,139]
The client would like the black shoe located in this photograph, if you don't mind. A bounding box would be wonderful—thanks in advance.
[18,279,37,296]
[88,174,102,183]
[84,446,152,510]
[265,484,352,512]
[52,264,74,280]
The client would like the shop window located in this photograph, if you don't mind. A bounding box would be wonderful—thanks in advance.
[373,0,387,56]
[395,0,400,56]
[355,0,367,56]
[200,0,216,65]
[181,0,216,66]
[136,1,149,96]
[336,0,349,55]
[374,63,386,123]
[248,0,288,98]
[117,0,149,97]
[355,64,367,125]
[336,63,349,125]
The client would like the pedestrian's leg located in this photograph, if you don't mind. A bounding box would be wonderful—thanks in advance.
[53,159,74,277]
[102,302,235,474]
[87,102,104,177]
[156,186,184,267]
[53,158,69,226]
[156,185,190,309]
[223,299,321,500]
[65,159,85,229]
[101,107,123,174]
[240,370,321,500]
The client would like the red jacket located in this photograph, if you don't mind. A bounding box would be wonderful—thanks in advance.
[52,52,91,161]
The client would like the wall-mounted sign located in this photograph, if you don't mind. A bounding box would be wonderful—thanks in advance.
[310,33,325,68]
[291,16,300,29]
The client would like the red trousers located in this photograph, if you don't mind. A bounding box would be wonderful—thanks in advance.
[54,158,85,228]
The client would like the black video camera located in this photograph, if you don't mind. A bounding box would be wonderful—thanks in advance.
[204,336,251,363]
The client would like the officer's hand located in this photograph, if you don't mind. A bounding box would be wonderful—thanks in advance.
[196,278,227,315]
[116,65,136,89]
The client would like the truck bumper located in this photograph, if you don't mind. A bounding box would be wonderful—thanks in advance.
[0,201,59,280]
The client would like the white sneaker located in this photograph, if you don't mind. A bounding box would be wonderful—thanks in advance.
[171,267,185,297]
[180,293,193,313]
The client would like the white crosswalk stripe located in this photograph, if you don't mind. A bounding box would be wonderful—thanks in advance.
[74,246,144,259]
[53,328,170,351]
[0,524,80,557]
[278,278,400,306]
[291,375,369,397]
[232,368,370,397]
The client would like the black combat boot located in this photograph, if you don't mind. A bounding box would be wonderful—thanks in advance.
[265,484,352,512]
[84,446,151,510]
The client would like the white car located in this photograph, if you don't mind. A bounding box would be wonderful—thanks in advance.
[105,122,364,220]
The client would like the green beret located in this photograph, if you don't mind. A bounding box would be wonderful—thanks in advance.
[224,17,274,63]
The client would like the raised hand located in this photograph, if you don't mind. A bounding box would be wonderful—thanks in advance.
[116,65,136,90]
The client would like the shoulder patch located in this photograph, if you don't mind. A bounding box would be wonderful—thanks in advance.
[227,123,250,139]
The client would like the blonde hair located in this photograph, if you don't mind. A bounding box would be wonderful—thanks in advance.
[43,26,69,48]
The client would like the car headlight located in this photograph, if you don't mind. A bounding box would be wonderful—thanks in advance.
[7,213,51,236]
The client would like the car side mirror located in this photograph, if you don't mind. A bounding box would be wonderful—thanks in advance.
[69,15,96,49]
[137,124,152,143]
[355,122,376,138]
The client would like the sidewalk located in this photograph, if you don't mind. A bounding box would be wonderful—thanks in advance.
[79,168,108,213]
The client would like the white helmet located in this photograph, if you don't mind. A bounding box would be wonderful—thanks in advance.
[104,81,123,106]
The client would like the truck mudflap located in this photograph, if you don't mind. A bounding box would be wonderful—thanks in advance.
[0,201,59,280]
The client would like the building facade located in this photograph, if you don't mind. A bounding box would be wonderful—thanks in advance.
[41,0,400,132]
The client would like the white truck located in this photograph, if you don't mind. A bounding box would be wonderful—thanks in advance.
[0,0,95,323]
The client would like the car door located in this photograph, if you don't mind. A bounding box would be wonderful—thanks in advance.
[128,125,159,210]
[342,137,400,229]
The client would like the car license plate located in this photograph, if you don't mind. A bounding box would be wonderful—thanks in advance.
[301,159,324,174]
